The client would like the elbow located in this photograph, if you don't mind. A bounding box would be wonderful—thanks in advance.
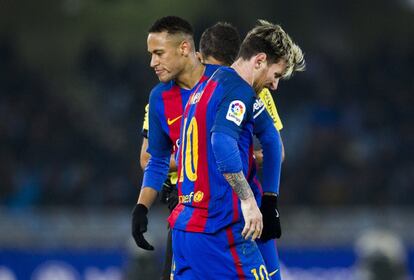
[140,154,150,170]
[212,132,242,174]
[254,150,264,167]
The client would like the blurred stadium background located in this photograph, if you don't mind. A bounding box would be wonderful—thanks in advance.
[1,0,413,279]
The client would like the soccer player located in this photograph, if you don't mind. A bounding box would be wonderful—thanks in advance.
[131,15,220,278]
[168,20,305,279]
[138,21,243,280]
[138,20,241,280]
[139,21,245,280]
[198,22,285,280]
[197,22,241,66]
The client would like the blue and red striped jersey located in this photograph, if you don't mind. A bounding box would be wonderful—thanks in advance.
[143,64,220,190]
[168,66,272,233]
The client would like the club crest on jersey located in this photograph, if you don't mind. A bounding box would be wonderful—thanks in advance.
[190,91,203,104]
[226,100,245,126]
[253,98,265,119]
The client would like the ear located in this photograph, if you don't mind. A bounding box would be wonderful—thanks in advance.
[196,51,204,63]
[179,40,192,57]
[254,53,267,69]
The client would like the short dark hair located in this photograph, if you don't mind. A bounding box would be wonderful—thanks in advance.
[199,22,241,66]
[149,16,193,36]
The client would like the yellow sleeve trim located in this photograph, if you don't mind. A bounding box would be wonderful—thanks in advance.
[142,103,149,131]
[169,172,178,185]
[258,89,283,131]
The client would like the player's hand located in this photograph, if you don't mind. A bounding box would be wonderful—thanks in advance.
[131,204,154,250]
[160,180,178,211]
[259,194,281,241]
[240,196,263,241]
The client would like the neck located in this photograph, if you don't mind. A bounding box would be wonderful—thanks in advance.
[176,55,205,89]
[231,58,255,86]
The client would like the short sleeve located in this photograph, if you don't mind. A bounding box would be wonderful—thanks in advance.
[147,91,173,158]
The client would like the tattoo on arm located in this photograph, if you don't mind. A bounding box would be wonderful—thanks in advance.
[223,171,253,200]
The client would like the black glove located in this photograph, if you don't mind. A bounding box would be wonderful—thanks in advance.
[131,204,154,250]
[259,194,281,241]
[160,179,178,212]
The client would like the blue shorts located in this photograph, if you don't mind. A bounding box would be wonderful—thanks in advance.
[172,222,269,280]
[256,239,281,280]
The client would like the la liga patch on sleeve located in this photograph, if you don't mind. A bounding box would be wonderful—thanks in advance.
[226,100,246,126]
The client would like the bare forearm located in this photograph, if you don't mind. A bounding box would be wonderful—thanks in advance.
[140,138,150,170]
[223,171,253,200]
[137,187,158,209]
[254,150,263,167]
[169,154,177,172]
[140,138,177,172]
[224,170,262,240]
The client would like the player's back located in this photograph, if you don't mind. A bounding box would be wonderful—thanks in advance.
[168,67,257,234]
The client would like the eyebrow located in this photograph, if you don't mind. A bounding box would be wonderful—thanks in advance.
[148,49,164,54]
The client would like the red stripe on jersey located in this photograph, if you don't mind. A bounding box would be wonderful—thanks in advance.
[200,75,208,83]
[253,176,263,196]
[167,73,211,229]
[184,80,218,232]
[171,100,193,228]
[176,74,209,198]
[168,203,184,229]
[247,144,254,179]
[226,227,246,280]
[161,85,183,153]
[176,90,194,198]
[232,191,240,222]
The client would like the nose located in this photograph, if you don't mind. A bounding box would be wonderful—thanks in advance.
[269,78,279,91]
[150,54,158,68]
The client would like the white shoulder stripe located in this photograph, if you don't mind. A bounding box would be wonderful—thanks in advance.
[253,105,266,119]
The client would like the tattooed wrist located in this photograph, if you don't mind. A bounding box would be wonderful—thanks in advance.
[223,171,253,200]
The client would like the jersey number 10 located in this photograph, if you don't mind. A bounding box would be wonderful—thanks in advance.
[179,117,199,182]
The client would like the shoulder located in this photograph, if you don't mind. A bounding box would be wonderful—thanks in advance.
[204,63,222,76]
[149,81,174,101]
[253,98,266,118]
[215,67,254,96]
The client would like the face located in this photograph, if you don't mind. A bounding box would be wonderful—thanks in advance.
[147,32,186,82]
[253,59,287,93]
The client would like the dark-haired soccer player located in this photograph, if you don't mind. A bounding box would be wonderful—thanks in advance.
[138,21,244,280]
[168,20,305,279]
[131,16,221,279]
[139,20,244,279]
[197,22,241,66]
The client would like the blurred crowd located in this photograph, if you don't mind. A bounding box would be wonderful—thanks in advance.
[0,32,412,209]
[0,38,144,209]
[280,45,413,206]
